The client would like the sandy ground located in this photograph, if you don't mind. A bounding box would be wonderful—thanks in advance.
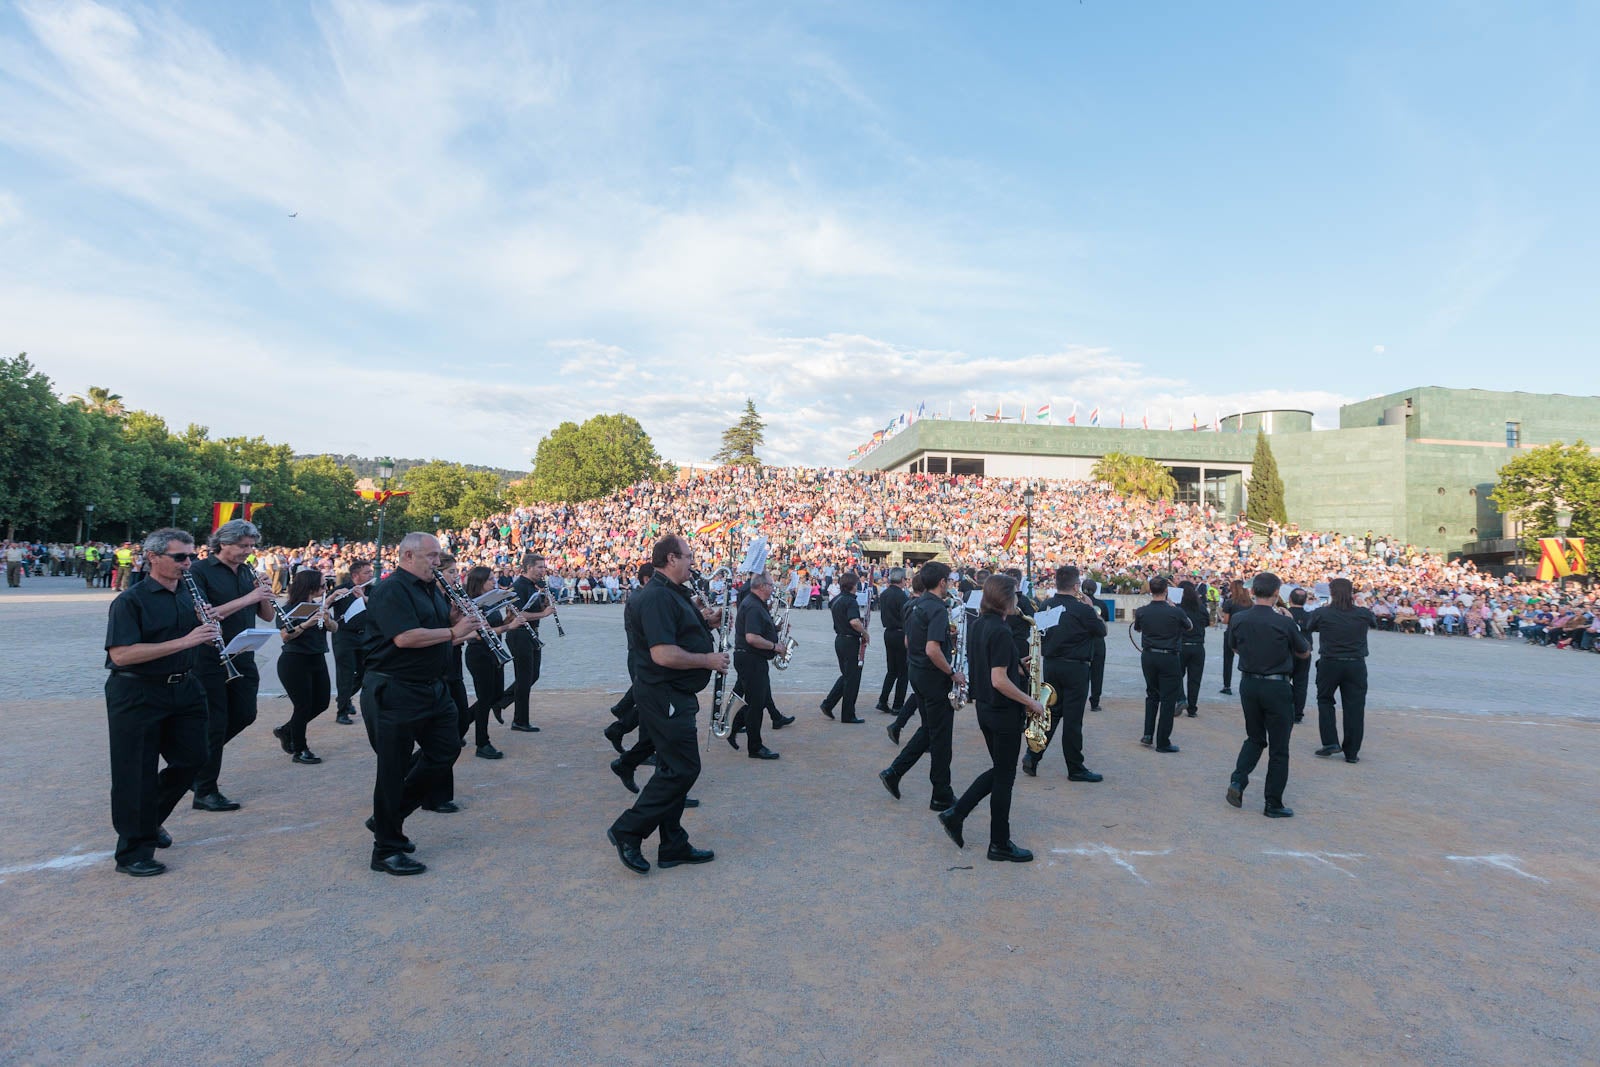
[2,583,1597,1065]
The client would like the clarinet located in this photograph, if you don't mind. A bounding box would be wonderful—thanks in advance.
[241,563,295,630]
[539,582,566,637]
[181,569,242,682]
[433,569,513,666]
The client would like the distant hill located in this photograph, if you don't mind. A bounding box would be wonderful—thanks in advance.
[296,454,527,485]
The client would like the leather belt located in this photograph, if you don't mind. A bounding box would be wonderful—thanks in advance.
[110,670,191,684]
[1142,648,1179,655]
[1243,672,1292,681]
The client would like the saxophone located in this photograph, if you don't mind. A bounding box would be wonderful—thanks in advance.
[945,590,969,708]
[1024,616,1056,753]
[771,595,798,670]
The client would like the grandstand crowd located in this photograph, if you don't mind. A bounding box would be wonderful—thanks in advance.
[6,466,1596,650]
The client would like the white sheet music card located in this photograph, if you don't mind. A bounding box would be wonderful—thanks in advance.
[966,591,983,611]
[1167,586,1184,605]
[739,536,769,575]
[1032,606,1064,632]
[342,598,366,622]
[223,628,278,655]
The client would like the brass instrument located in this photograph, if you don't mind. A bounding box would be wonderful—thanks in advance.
[945,590,969,708]
[433,568,513,666]
[771,595,798,670]
[704,566,739,740]
[1023,616,1056,753]
[857,573,873,667]
[181,568,242,682]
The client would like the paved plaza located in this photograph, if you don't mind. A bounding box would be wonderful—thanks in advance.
[2,580,1597,1064]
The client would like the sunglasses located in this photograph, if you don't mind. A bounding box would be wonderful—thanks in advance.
[165,552,199,562]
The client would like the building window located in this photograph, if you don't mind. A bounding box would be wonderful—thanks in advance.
[925,456,948,474]
[950,457,985,476]
[1506,421,1521,448]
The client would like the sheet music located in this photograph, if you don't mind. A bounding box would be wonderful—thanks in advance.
[966,590,983,610]
[342,598,365,622]
[739,536,769,575]
[223,628,277,655]
[1166,586,1184,605]
[1032,605,1064,632]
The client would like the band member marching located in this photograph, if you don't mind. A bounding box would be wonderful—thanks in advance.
[820,571,868,723]
[874,567,910,714]
[504,552,557,733]
[329,558,374,725]
[879,562,963,812]
[1022,565,1106,782]
[731,571,783,760]
[271,569,337,765]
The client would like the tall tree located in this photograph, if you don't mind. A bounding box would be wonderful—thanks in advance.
[524,413,667,503]
[714,399,765,467]
[1490,441,1600,546]
[1246,433,1288,525]
[0,354,81,537]
[1090,452,1177,501]
[399,460,507,529]
[67,386,126,417]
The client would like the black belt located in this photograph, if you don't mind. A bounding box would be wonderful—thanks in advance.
[1242,672,1292,681]
[1319,656,1365,662]
[1142,648,1180,655]
[110,670,191,685]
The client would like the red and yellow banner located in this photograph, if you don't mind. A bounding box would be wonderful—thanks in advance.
[357,489,411,504]
[1000,515,1028,551]
[1134,534,1176,557]
[694,518,735,537]
[212,501,269,528]
[1536,537,1586,580]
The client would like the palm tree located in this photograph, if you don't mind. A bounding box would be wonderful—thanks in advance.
[68,386,126,417]
[1091,452,1176,501]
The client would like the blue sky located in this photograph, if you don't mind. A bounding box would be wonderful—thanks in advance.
[1,1,1594,467]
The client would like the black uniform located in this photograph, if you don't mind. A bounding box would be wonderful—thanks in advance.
[275,608,330,754]
[875,582,910,711]
[1220,597,1250,691]
[330,581,370,720]
[821,591,864,721]
[188,556,265,801]
[362,569,464,861]
[103,576,209,867]
[1133,599,1192,747]
[1288,605,1313,722]
[608,572,715,859]
[463,618,507,750]
[884,592,957,808]
[1227,605,1310,810]
[947,613,1026,847]
[733,592,779,756]
[506,574,545,729]
[1028,592,1106,772]
[1307,605,1377,760]
[1179,601,1210,715]
[1083,583,1110,708]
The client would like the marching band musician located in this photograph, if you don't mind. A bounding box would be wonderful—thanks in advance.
[1177,580,1211,717]
[819,571,868,723]
[504,552,557,734]
[1081,577,1109,711]
[1022,565,1106,782]
[874,567,910,714]
[462,564,529,760]
[731,571,782,760]
[330,559,374,726]
[886,570,925,745]
[271,569,337,765]
[1226,571,1311,818]
[102,528,215,876]
[879,562,962,812]
[1133,575,1191,753]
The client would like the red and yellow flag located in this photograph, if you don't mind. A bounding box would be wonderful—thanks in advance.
[211,501,270,528]
[694,518,735,537]
[1134,534,1176,557]
[1536,537,1587,580]
[1000,515,1028,551]
[357,489,411,504]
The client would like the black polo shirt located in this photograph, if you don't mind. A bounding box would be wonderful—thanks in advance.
[1133,600,1191,652]
[1039,593,1106,661]
[878,583,908,631]
[831,592,862,637]
[968,613,1024,715]
[512,575,545,633]
[190,555,261,644]
[364,569,452,683]
[735,594,778,660]
[626,572,713,693]
[280,609,329,655]
[1228,605,1310,675]
[104,577,198,676]
[331,581,370,645]
[1181,602,1210,645]
[1307,606,1377,658]
[906,591,952,672]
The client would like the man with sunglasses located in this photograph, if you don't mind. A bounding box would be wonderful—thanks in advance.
[103,529,219,876]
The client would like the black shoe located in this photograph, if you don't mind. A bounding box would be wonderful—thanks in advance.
[887,723,902,745]
[1089,702,1101,712]
[610,758,639,794]
[772,714,795,729]
[840,715,865,724]
[603,725,626,754]
[878,769,901,799]
[819,703,835,720]
[1219,687,1233,695]
[116,858,166,877]
[875,703,892,713]
[1139,736,1153,747]
[366,816,416,852]
[476,744,504,760]
[608,829,650,874]
[492,703,503,725]
[1264,804,1295,818]
[1294,714,1304,724]
[684,797,701,808]
[292,749,322,765]
[492,692,515,714]
[1155,743,1180,753]
[192,792,241,812]
[335,712,353,725]
[725,730,740,751]
[1315,744,1342,757]
[1187,709,1198,718]
[1226,782,1244,808]
[371,853,427,875]
[929,794,957,812]
[510,723,538,733]
[1068,768,1103,782]
[1021,754,1037,777]
[1345,755,1360,764]
[749,747,780,760]
[987,841,1034,863]
[422,801,460,814]
[272,724,293,754]
[658,845,715,868]
[155,827,172,849]
[937,808,965,849]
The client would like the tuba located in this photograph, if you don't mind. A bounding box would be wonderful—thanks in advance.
[1023,616,1056,753]
[771,595,798,670]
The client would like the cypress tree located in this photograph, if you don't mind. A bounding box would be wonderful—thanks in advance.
[1246,433,1288,525]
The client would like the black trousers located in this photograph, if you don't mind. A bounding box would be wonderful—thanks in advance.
[105,674,208,865]
[1088,637,1106,705]
[822,634,862,717]
[732,675,784,723]
[332,636,366,715]
[609,684,658,771]
[1316,658,1368,758]
[421,677,470,807]
[891,691,920,732]
[1222,639,1236,689]
[1291,656,1310,719]
[276,651,330,752]
[463,645,503,748]
[732,650,772,753]
[1179,642,1205,712]
[364,673,462,859]
[1035,659,1090,769]
[609,684,700,854]
[878,628,908,709]
[193,653,260,797]
[1232,676,1294,805]
[951,716,1024,847]
[1140,650,1182,745]
[507,632,542,728]
[887,668,955,803]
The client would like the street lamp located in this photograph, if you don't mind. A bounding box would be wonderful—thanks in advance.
[85,503,95,545]
[1022,483,1035,596]
[239,478,252,521]
[374,457,395,579]
[170,493,181,527]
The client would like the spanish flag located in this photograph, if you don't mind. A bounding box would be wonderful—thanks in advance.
[212,501,270,528]
[1536,537,1587,580]
[357,489,411,504]
[695,518,734,537]
[1001,515,1028,551]
[1134,534,1176,556]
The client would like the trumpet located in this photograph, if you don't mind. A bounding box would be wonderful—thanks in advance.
[433,568,513,666]
[182,568,242,682]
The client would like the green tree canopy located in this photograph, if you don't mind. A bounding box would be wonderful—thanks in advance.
[1,354,82,537]
[714,399,765,467]
[1245,434,1288,525]
[1090,452,1177,501]
[1490,441,1600,546]
[523,413,666,503]
[398,460,507,530]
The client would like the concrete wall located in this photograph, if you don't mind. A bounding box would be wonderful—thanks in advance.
[1272,426,1410,544]
[856,421,1259,472]
[1341,386,1600,447]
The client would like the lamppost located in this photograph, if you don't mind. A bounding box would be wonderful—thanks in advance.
[374,458,395,579]
[1164,525,1175,577]
[1022,483,1035,596]
[1556,508,1577,587]
[239,478,252,521]
[170,493,181,527]
[85,503,95,545]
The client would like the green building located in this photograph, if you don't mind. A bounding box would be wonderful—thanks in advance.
[850,387,1600,559]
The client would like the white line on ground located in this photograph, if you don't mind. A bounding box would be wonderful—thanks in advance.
[1445,854,1549,883]
[0,819,332,884]
[1262,849,1366,877]
[1050,843,1173,884]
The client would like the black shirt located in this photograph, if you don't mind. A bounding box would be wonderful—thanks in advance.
[331,582,370,644]
[1133,600,1192,652]
[905,592,952,672]
[364,570,452,683]
[735,594,778,660]
[1005,591,1038,659]
[967,613,1025,717]
[1180,602,1210,645]
[280,606,329,655]
[1228,605,1311,676]
[1039,593,1107,661]
[626,572,714,693]
[190,556,263,646]
[1307,605,1378,658]
[104,577,198,676]
[878,583,909,631]
[511,575,545,633]
[1288,605,1314,655]
[830,592,862,638]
